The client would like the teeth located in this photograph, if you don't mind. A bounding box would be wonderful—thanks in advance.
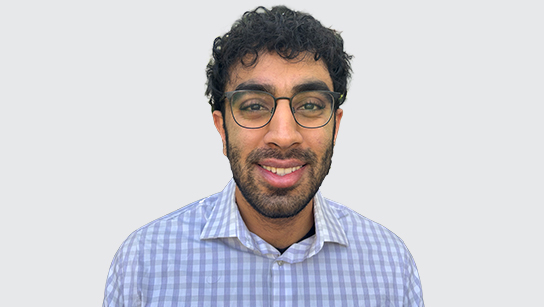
[262,165,302,176]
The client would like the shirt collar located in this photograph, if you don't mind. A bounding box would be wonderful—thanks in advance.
[313,188,349,247]
[200,180,249,242]
[200,179,349,252]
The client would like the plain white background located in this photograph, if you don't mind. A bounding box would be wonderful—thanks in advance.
[1,0,542,306]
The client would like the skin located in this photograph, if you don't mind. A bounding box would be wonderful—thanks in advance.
[213,51,343,250]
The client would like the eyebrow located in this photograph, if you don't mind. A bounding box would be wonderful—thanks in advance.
[234,82,274,93]
[234,80,331,95]
[292,80,331,93]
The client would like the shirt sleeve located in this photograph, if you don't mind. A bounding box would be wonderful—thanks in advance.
[103,232,142,307]
[403,249,425,307]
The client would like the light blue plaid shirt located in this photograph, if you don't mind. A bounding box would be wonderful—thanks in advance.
[103,180,424,306]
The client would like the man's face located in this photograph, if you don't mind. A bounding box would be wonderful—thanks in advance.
[213,52,343,219]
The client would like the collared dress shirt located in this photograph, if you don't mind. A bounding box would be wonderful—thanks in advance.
[103,180,424,306]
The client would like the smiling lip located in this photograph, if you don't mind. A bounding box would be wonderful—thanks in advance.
[256,159,307,188]
[260,165,303,176]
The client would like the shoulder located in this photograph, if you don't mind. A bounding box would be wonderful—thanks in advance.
[323,198,422,285]
[322,199,424,303]
[118,192,222,251]
[324,198,410,255]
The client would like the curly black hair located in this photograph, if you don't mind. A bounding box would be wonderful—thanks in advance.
[205,6,353,113]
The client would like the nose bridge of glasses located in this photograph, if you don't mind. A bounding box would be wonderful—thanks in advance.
[273,96,295,112]
[270,97,297,125]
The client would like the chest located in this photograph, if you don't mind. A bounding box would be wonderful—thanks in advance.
[138,241,406,306]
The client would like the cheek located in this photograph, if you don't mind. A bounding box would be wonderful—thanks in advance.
[225,123,265,154]
[306,130,334,150]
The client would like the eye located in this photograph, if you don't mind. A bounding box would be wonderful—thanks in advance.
[292,91,332,113]
[298,102,324,111]
[295,98,326,112]
[239,100,271,112]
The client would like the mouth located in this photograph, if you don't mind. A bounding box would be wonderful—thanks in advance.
[260,165,303,176]
[255,161,307,189]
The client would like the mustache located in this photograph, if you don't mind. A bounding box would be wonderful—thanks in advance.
[246,147,317,164]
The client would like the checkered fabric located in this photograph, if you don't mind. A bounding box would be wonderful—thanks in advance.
[103,180,424,306]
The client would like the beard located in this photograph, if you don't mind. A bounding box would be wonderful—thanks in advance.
[226,142,334,219]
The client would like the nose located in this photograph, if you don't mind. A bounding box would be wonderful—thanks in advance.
[263,99,303,149]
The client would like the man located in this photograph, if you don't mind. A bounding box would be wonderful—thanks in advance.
[103,6,424,306]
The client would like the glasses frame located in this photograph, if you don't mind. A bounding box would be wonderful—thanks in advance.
[223,90,342,129]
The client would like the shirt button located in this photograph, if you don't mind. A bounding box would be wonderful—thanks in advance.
[277,261,284,266]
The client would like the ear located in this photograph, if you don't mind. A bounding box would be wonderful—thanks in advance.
[213,110,228,156]
[333,108,343,146]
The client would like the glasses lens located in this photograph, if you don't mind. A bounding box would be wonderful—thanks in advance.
[292,91,334,128]
[230,91,275,128]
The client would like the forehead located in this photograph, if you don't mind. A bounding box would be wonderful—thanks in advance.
[226,52,333,94]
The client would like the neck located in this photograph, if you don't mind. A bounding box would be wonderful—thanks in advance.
[235,187,315,250]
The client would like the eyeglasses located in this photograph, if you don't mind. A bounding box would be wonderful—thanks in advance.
[224,90,342,129]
